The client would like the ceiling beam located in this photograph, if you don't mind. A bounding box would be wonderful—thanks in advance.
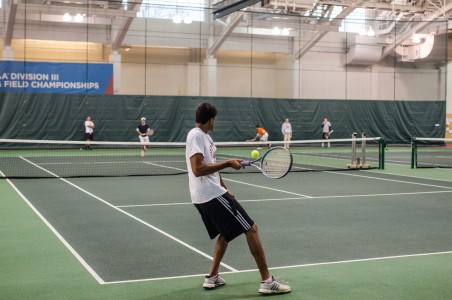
[380,1,452,60]
[5,0,19,47]
[111,0,144,51]
[293,4,358,60]
[208,12,245,56]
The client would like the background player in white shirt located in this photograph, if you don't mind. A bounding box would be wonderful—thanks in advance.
[322,117,332,148]
[186,102,291,295]
[281,118,292,148]
[84,115,94,150]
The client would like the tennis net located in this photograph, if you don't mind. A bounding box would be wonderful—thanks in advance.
[411,137,452,168]
[0,137,384,178]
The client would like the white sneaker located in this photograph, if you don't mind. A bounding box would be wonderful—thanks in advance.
[259,276,291,294]
[203,274,226,289]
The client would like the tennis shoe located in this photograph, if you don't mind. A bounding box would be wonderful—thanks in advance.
[259,276,291,294]
[203,274,226,289]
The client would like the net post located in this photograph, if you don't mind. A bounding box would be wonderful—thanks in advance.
[411,137,416,169]
[379,138,385,170]
[361,132,367,167]
[352,132,357,165]
[346,132,358,169]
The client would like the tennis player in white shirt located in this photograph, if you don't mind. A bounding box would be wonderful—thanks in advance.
[281,118,292,148]
[186,102,291,295]
[84,115,95,150]
[321,117,332,148]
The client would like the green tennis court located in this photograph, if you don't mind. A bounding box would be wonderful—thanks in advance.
[1,148,452,299]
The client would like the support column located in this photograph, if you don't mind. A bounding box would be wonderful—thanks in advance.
[187,63,200,96]
[109,51,121,95]
[446,62,452,138]
[371,66,379,100]
[292,60,301,99]
[3,46,14,61]
[204,57,217,96]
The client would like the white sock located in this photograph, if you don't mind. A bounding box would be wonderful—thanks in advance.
[264,276,273,284]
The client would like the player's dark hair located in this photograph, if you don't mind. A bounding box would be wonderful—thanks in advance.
[255,124,260,128]
[196,102,217,124]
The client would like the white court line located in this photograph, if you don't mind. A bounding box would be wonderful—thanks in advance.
[326,170,452,190]
[362,169,452,183]
[142,161,313,198]
[18,157,239,276]
[143,161,187,172]
[103,250,452,284]
[39,160,186,166]
[116,190,452,208]
[0,169,105,284]
[223,178,312,198]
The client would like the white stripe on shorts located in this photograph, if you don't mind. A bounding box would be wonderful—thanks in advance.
[217,196,251,231]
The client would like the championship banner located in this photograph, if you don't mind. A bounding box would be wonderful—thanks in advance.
[0,61,113,94]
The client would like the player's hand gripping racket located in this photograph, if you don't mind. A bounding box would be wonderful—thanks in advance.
[240,147,293,179]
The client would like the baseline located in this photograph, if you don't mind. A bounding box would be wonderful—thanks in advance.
[103,250,452,284]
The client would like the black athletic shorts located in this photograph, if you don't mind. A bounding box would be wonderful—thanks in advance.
[85,133,94,140]
[194,192,254,243]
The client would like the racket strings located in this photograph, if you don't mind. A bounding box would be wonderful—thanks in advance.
[261,148,292,178]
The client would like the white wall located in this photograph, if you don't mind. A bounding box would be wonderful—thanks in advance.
[118,49,445,100]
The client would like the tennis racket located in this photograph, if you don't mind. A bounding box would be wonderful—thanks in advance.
[149,129,154,136]
[240,147,293,179]
[328,130,334,136]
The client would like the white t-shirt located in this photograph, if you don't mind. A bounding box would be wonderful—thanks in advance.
[85,121,94,133]
[322,121,331,133]
[281,122,292,135]
[186,127,227,204]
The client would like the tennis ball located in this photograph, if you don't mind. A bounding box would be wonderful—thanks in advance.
[251,150,259,158]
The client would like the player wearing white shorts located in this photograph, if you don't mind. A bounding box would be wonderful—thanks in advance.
[253,125,269,149]
[136,117,151,155]
[321,117,332,148]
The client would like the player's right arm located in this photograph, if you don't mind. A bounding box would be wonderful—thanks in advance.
[190,153,241,177]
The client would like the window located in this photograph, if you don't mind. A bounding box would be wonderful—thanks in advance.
[137,0,206,22]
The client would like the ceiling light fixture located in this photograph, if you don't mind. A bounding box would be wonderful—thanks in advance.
[173,15,182,24]
[183,15,192,24]
[62,13,72,22]
[74,13,84,23]
[281,28,290,36]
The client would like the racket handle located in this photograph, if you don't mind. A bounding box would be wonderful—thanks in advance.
[240,161,251,166]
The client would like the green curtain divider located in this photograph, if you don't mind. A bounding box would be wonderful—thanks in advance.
[0,93,445,144]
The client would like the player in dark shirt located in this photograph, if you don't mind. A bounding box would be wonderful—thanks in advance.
[136,117,152,156]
